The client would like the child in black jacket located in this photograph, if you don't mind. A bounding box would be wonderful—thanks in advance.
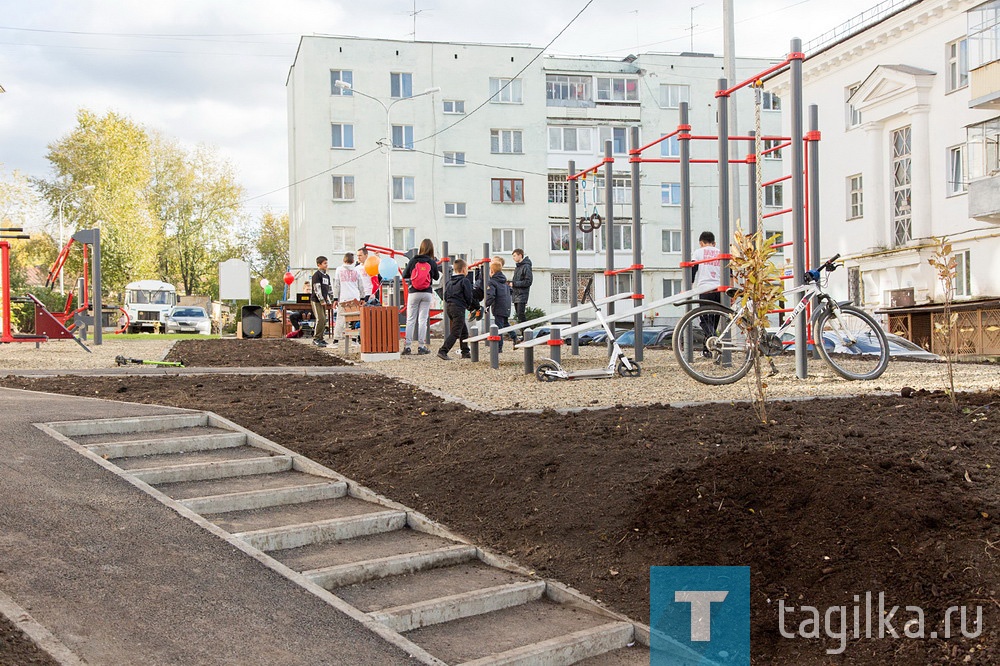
[438,259,479,360]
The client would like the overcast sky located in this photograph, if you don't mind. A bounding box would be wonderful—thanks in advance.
[1,0,886,217]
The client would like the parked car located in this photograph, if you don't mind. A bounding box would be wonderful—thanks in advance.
[780,330,941,361]
[615,327,671,347]
[164,306,212,335]
[578,330,608,345]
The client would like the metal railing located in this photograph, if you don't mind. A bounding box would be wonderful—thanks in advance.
[803,0,922,54]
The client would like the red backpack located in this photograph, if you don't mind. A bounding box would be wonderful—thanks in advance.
[410,261,433,290]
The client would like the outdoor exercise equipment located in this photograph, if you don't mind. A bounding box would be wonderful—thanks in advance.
[576,174,602,233]
[115,355,184,368]
[535,278,639,382]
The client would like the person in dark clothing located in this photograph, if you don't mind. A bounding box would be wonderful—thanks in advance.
[310,256,336,347]
[401,238,441,355]
[511,249,533,325]
[438,259,478,360]
[484,259,516,351]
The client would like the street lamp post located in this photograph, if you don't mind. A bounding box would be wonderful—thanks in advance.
[334,80,440,248]
[57,184,95,294]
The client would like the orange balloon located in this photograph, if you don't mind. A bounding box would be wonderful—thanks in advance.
[364,254,380,276]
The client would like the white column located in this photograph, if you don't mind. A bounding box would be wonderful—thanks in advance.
[908,105,932,240]
[862,121,886,248]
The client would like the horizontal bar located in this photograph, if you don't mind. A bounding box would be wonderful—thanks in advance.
[604,264,643,276]
[568,157,614,181]
[716,56,799,97]
[631,128,682,155]
[760,174,791,188]
[762,208,793,219]
[761,141,791,156]
[771,241,794,249]
[679,253,733,268]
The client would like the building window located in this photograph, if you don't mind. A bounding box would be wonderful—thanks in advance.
[489,77,523,104]
[393,227,416,251]
[443,99,465,114]
[660,84,689,108]
[612,223,633,251]
[762,92,780,110]
[330,70,353,95]
[596,76,639,102]
[846,84,862,129]
[660,134,680,158]
[947,145,967,196]
[391,125,414,150]
[969,1,1000,70]
[663,278,683,298]
[613,273,633,295]
[848,266,863,306]
[491,178,524,203]
[551,272,593,304]
[947,38,969,92]
[662,229,682,253]
[491,129,523,154]
[550,223,596,251]
[392,176,415,202]
[847,174,863,219]
[592,175,632,205]
[765,184,783,208]
[892,126,913,246]
[661,182,681,206]
[492,228,524,253]
[546,75,592,103]
[443,151,466,166]
[954,249,971,297]
[331,226,355,252]
[548,126,593,152]
[547,174,579,204]
[598,126,630,154]
[331,123,354,149]
[390,72,412,98]
[444,202,467,217]
[762,139,783,160]
[967,117,1000,179]
[331,175,355,201]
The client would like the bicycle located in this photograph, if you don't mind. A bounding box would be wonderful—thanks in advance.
[672,254,890,385]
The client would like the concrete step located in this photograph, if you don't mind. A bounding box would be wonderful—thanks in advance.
[85,431,247,460]
[113,444,273,471]
[270,527,461,573]
[51,413,208,438]
[235,510,408,552]
[156,470,332,501]
[403,599,629,665]
[73,425,232,447]
[305,544,478,590]
[333,561,530,614]
[371,579,545,633]
[207,496,387,533]
[180,480,348,515]
[574,645,650,665]
[129,455,292,485]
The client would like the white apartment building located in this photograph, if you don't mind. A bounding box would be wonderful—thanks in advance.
[769,0,1000,357]
[286,36,783,319]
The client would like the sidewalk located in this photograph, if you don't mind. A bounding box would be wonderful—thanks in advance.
[0,387,416,665]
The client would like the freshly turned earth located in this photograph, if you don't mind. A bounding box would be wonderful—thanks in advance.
[3,339,999,665]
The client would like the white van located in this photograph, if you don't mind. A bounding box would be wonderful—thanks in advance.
[122,280,177,333]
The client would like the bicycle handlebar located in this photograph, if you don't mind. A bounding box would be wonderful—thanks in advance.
[804,254,841,284]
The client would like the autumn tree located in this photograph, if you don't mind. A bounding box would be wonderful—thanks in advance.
[230,209,289,304]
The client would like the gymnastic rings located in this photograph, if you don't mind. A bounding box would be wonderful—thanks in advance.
[578,212,603,233]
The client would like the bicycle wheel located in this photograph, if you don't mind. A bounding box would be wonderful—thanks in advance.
[813,305,889,381]
[673,305,753,385]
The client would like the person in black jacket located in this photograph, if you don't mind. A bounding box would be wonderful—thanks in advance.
[511,249,533,325]
[438,259,478,360]
[484,259,516,352]
[309,256,335,347]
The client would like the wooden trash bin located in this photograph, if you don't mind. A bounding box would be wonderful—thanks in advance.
[360,305,400,361]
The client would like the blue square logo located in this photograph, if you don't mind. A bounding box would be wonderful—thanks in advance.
[650,566,750,666]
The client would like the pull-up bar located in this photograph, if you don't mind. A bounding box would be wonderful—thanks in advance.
[567,156,614,181]
[715,51,804,98]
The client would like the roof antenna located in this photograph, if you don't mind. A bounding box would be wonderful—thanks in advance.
[409,0,424,41]
[689,4,703,52]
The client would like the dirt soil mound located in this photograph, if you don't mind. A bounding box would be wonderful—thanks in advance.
[164,338,349,367]
[4,338,1000,664]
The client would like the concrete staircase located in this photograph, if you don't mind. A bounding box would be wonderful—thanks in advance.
[42,412,650,665]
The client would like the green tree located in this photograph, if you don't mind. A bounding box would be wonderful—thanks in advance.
[230,209,289,305]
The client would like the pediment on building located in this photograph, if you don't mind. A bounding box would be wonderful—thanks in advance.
[848,64,936,121]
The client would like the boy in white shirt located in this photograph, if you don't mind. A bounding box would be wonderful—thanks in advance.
[691,231,722,350]
[333,252,363,343]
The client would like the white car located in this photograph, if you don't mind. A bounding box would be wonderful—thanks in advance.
[164,306,212,335]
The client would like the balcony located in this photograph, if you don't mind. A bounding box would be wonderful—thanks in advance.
[968,173,1000,222]
[970,60,1000,110]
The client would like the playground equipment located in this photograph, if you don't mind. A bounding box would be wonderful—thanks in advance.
[535,279,639,382]
[2,227,91,351]
[44,227,106,345]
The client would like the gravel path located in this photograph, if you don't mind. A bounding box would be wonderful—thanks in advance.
[0,338,175,370]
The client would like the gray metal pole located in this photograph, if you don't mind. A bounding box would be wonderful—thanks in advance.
[680,103,694,361]
[630,126,644,363]
[523,329,534,374]
[790,39,808,379]
[808,104,821,270]
[568,160,580,356]
[717,79,732,300]
[441,240,450,339]
[723,0,741,238]
[482,241,491,335]
[747,130,758,236]
[603,140,615,355]
[550,326,562,365]
[489,324,499,369]
[469,325,479,363]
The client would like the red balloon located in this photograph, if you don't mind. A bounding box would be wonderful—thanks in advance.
[283,271,295,286]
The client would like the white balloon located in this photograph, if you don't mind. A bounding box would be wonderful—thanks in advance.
[260,278,269,288]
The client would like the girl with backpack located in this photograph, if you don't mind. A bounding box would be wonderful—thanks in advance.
[401,238,440,355]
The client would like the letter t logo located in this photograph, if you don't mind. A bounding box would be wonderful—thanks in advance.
[675,590,729,641]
